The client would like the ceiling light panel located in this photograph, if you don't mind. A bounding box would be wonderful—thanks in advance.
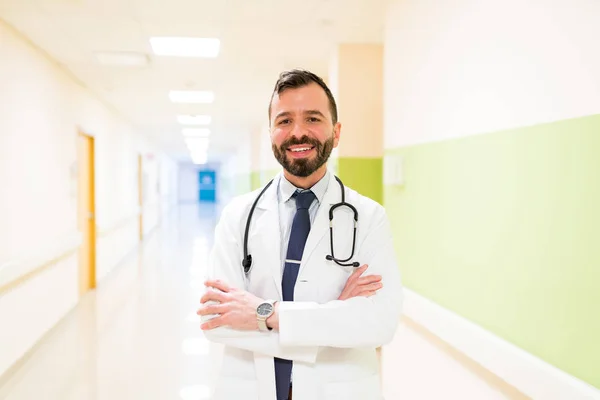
[182,128,211,137]
[150,37,220,58]
[185,137,210,147]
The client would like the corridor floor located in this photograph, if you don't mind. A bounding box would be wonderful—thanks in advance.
[0,204,523,400]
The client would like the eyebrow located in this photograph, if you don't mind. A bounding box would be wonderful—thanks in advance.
[274,110,327,121]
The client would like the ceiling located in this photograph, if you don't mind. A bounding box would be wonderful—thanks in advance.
[0,0,387,163]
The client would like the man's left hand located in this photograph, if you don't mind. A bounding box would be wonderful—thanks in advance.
[197,280,262,331]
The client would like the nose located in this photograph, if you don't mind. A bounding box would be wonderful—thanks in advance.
[289,121,304,139]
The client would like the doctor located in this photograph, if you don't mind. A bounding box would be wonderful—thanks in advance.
[197,69,403,400]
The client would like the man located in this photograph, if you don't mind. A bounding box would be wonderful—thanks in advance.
[197,69,403,400]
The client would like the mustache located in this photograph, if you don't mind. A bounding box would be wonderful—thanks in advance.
[280,135,321,150]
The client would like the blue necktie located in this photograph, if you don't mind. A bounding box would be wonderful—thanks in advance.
[275,190,316,400]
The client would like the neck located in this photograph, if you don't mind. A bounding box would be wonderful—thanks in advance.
[283,165,327,189]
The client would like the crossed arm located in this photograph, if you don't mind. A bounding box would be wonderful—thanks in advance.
[196,204,403,361]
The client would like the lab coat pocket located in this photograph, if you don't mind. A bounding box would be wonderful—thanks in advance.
[323,374,382,400]
[212,377,259,400]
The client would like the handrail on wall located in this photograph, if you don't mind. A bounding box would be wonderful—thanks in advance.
[0,209,145,296]
[0,233,82,296]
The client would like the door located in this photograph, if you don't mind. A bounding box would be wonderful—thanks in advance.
[198,170,216,202]
[77,132,96,295]
[138,154,143,241]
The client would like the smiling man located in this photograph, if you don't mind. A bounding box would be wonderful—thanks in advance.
[197,69,403,400]
[268,73,338,187]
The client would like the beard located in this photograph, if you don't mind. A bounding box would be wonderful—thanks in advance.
[272,134,334,178]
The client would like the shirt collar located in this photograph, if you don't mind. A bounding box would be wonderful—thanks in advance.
[279,169,331,205]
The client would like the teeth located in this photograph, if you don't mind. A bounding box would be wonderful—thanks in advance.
[291,147,311,152]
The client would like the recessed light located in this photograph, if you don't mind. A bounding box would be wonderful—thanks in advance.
[185,137,209,148]
[150,37,220,58]
[169,91,214,104]
[94,51,149,67]
[182,128,211,137]
[192,154,208,165]
[177,115,211,125]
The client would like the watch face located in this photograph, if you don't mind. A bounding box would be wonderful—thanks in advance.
[257,303,273,316]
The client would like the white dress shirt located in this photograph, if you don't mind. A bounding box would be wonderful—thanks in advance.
[277,169,331,276]
[275,169,331,385]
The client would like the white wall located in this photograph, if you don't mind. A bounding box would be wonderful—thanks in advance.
[160,156,179,214]
[384,0,600,149]
[259,123,281,173]
[0,19,177,377]
[178,163,200,204]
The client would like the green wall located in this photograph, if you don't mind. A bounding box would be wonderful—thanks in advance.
[251,171,261,190]
[259,169,280,187]
[338,157,383,204]
[236,173,250,195]
[384,114,600,388]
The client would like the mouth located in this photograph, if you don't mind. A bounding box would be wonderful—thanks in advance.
[286,145,316,158]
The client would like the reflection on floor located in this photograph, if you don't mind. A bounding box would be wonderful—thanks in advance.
[0,204,524,399]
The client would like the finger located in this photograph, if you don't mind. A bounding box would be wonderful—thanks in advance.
[360,282,383,292]
[200,290,228,304]
[349,264,368,282]
[204,279,232,293]
[355,290,377,298]
[200,315,227,330]
[357,275,382,285]
[196,303,229,316]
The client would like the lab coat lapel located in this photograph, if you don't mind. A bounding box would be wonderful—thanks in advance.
[299,174,340,275]
[252,174,283,300]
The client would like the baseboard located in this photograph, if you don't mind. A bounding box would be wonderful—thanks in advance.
[403,288,600,400]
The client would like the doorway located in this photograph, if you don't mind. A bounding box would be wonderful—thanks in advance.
[198,170,216,202]
[138,154,143,241]
[77,132,96,296]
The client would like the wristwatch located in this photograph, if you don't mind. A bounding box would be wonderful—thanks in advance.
[256,300,275,332]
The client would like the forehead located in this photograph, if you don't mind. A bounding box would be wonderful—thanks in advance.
[270,83,330,117]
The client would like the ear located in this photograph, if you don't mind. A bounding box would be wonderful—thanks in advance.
[332,122,342,148]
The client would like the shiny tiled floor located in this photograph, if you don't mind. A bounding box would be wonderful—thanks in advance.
[0,204,521,400]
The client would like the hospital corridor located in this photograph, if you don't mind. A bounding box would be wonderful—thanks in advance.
[0,204,527,400]
[1,0,599,399]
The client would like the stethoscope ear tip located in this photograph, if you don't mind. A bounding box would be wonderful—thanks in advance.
[352,262,360,267]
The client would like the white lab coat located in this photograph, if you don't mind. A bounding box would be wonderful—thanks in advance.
[202,172,403,400]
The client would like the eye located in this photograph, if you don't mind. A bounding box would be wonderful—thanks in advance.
[307,117,320,123]
[278,119,291,125]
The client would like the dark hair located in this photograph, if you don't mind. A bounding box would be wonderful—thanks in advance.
[268,69,338,124]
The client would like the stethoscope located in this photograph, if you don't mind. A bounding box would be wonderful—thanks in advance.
[242,175,360,275]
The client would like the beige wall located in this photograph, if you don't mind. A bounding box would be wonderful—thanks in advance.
[330,43,384,158]
[0,19,176,377]
[384,0,600,149]
[250,125,262,173]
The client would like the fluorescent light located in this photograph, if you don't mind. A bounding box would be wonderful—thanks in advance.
[177,115,211,125]
[192,154,208,165]
[150,37,220,58]
[185,136,209,146]
[169,91,214,104]
[183,128,210,137]
[94,51,149,67]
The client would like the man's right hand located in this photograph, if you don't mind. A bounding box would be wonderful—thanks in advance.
[337,264,383,300]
